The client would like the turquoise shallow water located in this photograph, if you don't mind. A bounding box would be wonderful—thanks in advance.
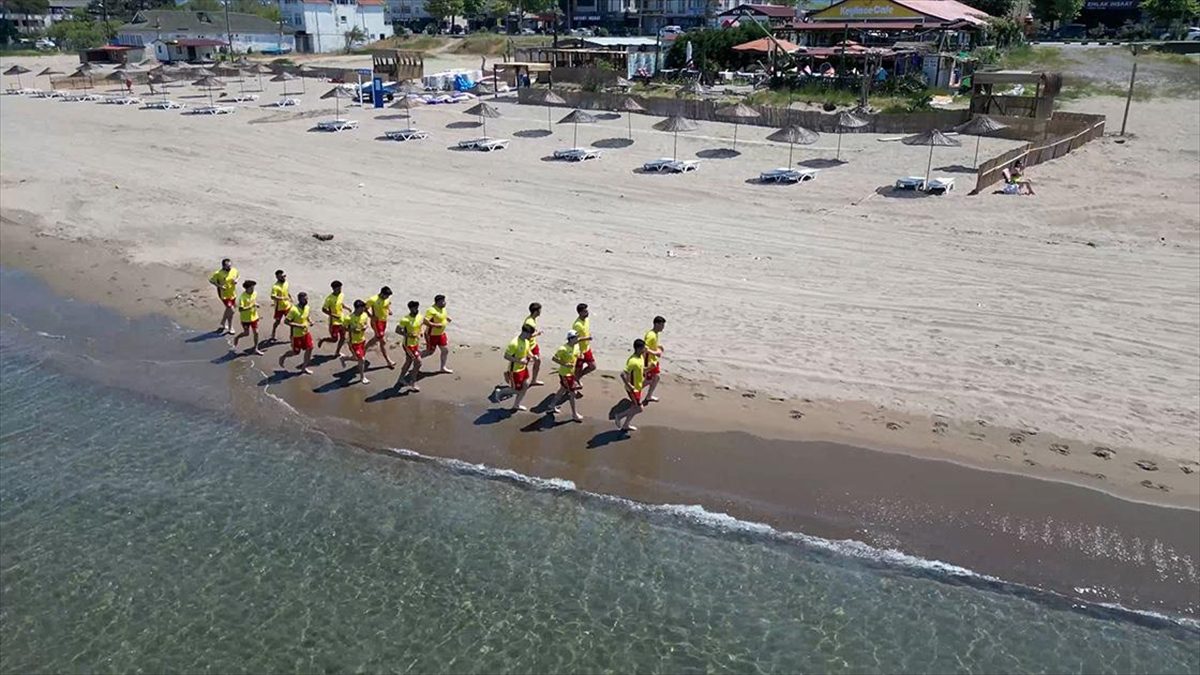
[1,338,1198,674]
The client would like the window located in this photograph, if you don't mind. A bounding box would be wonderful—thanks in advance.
[340,15,347,22]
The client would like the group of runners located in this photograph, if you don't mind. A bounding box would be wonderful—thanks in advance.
[209,258,666,431]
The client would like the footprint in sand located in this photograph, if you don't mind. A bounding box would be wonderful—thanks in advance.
[1135,460,1159,472]
[1009,432,1026,445]
[1092,446,1115,460]
[769,396,786,402]
[1179,462,1198,475]
[692,392,707,400]
[968,431,987,441]
[1023,458,1038,466]
[1140,479,1169,492]
[885,421,903,431]
[993,454,1011,462]
[742,392,756,399]
[932,418,949,435]
[1049,443,1070,456]
[789,410,805,420]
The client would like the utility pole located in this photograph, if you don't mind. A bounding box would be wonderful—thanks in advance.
[1120,44,1140,136]
[224,0,233,58]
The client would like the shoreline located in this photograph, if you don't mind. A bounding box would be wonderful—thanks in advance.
[3,216,1197,509]
[2,256,1199,620]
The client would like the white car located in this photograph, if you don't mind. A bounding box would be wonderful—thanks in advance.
[659,25,683,37]
[1187,27,1200,40]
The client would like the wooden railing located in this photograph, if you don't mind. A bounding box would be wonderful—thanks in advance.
[972,112,1105,194]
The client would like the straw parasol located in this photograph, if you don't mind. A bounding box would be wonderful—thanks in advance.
[320,86,355,119]
[244,63,273,91]
[298,64,318,93]
[716,102,760,150]
[541,89,565,131]
[388,84,425,126]
[900,128,961,185]
[832,110,868,161]
[270,71,298,97]
[37,67,63,89]
[5,65,31,89]
[653,115,699,161]
[191,75,226,107]
[463,101,501,137]
[954,115,1009,168]
[557,109,597,148]
[147,70,177,100]
[615,96,645,140]
[192,67,217,78]
[767,125,820,167]
[67,67,95,92]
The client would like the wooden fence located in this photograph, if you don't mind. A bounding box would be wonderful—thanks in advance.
[972,112,1105,194]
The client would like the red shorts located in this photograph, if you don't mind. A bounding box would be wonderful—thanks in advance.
[221,297,236,308]
[350,341,366,359]
[291,333,314,352]
[403,343,420,357]
[531,344,541,357]
[241,319,259,330]
[559,374,577,391]
[426,332,448,349]
[274,309,288,321]
[575,349,594,374]
[511,368,530,390]
[329,324,345,340]
[372,320,387,337]
[628,390,642,405]
[646,365,661,380]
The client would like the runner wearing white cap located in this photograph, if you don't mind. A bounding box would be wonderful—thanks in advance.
[551,330,584,422]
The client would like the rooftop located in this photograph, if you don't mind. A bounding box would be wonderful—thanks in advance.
[118,9,280,35]
[718,3,798,18]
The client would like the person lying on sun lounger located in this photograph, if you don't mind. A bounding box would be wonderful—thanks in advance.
[1002,160,1035,195]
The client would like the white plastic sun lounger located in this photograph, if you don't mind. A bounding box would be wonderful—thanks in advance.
[143,99,184,110]
[316,118,357,131]
[385,128,429,141]
[642,157,675,172]
[104,95,141,105]
[189,105,236,115]
[663,159,699,173]
[894,176,926,191]
[760,168,817,184]
[62,93,102,102]
[925,177,954,195]
[224,93,259,103]
[457,137,489,149]
[553,147,600,162]
[268,97,301,107]
[475,138,509,152]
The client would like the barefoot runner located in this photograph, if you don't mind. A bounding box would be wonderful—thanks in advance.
[643,315,666,403]
[232,280,265,355]
[522,302,544,386]
[341,299,372,384]
[208,258,238,334]
[268,269,293,344]
[396,300,424,392]
[614,339,647,432]
[364,286,395,369]
[572,303,596,382]
[318,280,350,357]
[492,323,536,411]
[421,294,453,374]
[278,292,315,374]
[551,330,583,422]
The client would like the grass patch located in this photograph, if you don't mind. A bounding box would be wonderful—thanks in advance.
[0,48,46,57]
[1000,45,1072,70]
[1058,78,1154,101]
[1143,51,1200,67]
[451,34,552,56]
[367,35,446,52]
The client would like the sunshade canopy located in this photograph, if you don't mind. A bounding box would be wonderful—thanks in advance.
[767,125,820,145]
[464,101,501,118]
[954,115,1008,136]
[900,129,961,147]
[653,115,699,133]
[558,109,597,125]
[716,102,760,119]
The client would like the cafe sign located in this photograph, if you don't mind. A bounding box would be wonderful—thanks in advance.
[813,0,924,20]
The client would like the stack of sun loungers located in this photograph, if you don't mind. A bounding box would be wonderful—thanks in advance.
[553,148,601,162]
[894,176,955,195]
[316,119,358,132]
[143,99,184,110]
[457,137,509,152]
[223,93,259,103]
[103,95,141,105]
[385,128,429,141]
[61,92,102,102]
[268,97,301,107]
[759,168,817,184]
[642,158,699,173]
[188,105,235,115]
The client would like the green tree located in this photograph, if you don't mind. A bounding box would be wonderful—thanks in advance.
[183,0,223,12]
[1140,0,1199,23]
[962,0,1015,17]
[1031,0,1083,26]
[4,0,51,15]
[426,0,464,26]
[343,24,366,51]
[46,11,118,49]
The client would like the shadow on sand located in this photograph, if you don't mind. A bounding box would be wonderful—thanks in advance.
[592,137,634,149]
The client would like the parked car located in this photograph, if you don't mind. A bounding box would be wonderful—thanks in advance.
[659,25,683,37]
[355,83,397,103]
[35,37,56,50]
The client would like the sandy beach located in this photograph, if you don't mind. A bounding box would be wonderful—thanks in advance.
[1,52,1198,510]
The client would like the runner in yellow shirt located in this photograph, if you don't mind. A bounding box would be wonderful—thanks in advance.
[522,302,544,386]
[572,303,596,382]
[395,300,425,392]
[489,323,536,411]
[277,292,314,375]
[550,330,583,422]
[340,300,372,385]
[643,315,666,403]
[207,258,238,335]
[268,269,293,344]
[364,286,395,369]
[614,339,647,432]
[318,280,351,358]
[231,280,265,355]
[420,294,453,374]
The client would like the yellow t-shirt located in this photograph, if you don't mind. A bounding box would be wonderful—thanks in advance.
[625,353,645,391]
[209,267,238,300]
[398,313,422,347]
[286,304,310,338]
[572,316,591,352]
[523,314,538,345]
[553,342,579,377]
[346,312,370,344]
[236,291,258,323]
[505,336,532,372]
[425,306,449,336]
[271,281,291,313]
[644,329,661,367]
[322,292,346,326]
[367,295,391,324]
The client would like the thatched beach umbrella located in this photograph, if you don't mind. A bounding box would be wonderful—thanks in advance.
[615,96,645,140]
[37,67,63,89]
[832,110,868,161]
[244,63,273,91]
[192,75,226,108]
[389,86,425,126]
[540,89,565,132]
[67,67,95,92]
[653,115,699,161]
[4,64,31,89]
[298,64,318,93]
[463,101,501,138]
[320,85,354,119]
[716,102,760,150]
[147,70,177,100]
[767,124,819,167]
[954,115,1009,169]
[901,128,962,186]
[270,71,298,97]
[557,109,597,148]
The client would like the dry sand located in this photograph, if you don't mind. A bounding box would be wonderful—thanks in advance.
[2,54,1198,507]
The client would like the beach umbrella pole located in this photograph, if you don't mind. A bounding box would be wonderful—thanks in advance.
[973,135,981,169]
[573,121,579,148]
[546,104,551,132]
[627,112,632,140]
[788,141,795,167]
[926,142,934,184]
[673,130,679,161]
[733,123,738,150]
[837,132,842,161]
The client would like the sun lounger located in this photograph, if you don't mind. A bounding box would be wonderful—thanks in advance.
[925,177,954,195]
[188,105,236,115]
[663,159,699,173]
[385,128,430,141]
[143,99,184,110]
[104,96,141,105]
[316,118,358,131]
[893,176,926,191]
[759,168,817,184]
[475,138,509,152]
[61,93,102,102]
[224,93,259,103]
[642,157,676,172]
[457,137,489,149]
[553,147,601,162]
[268,97,301,107]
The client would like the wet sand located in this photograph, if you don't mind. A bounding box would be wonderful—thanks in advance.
[2,264,1197,620]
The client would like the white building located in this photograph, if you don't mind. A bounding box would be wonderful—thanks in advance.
[0,0,89,36]
[116,10,295,56]
[386,0,431,23]
[281,0,392,54]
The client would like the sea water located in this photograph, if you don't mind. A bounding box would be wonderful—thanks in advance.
[1,336,1198,674]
